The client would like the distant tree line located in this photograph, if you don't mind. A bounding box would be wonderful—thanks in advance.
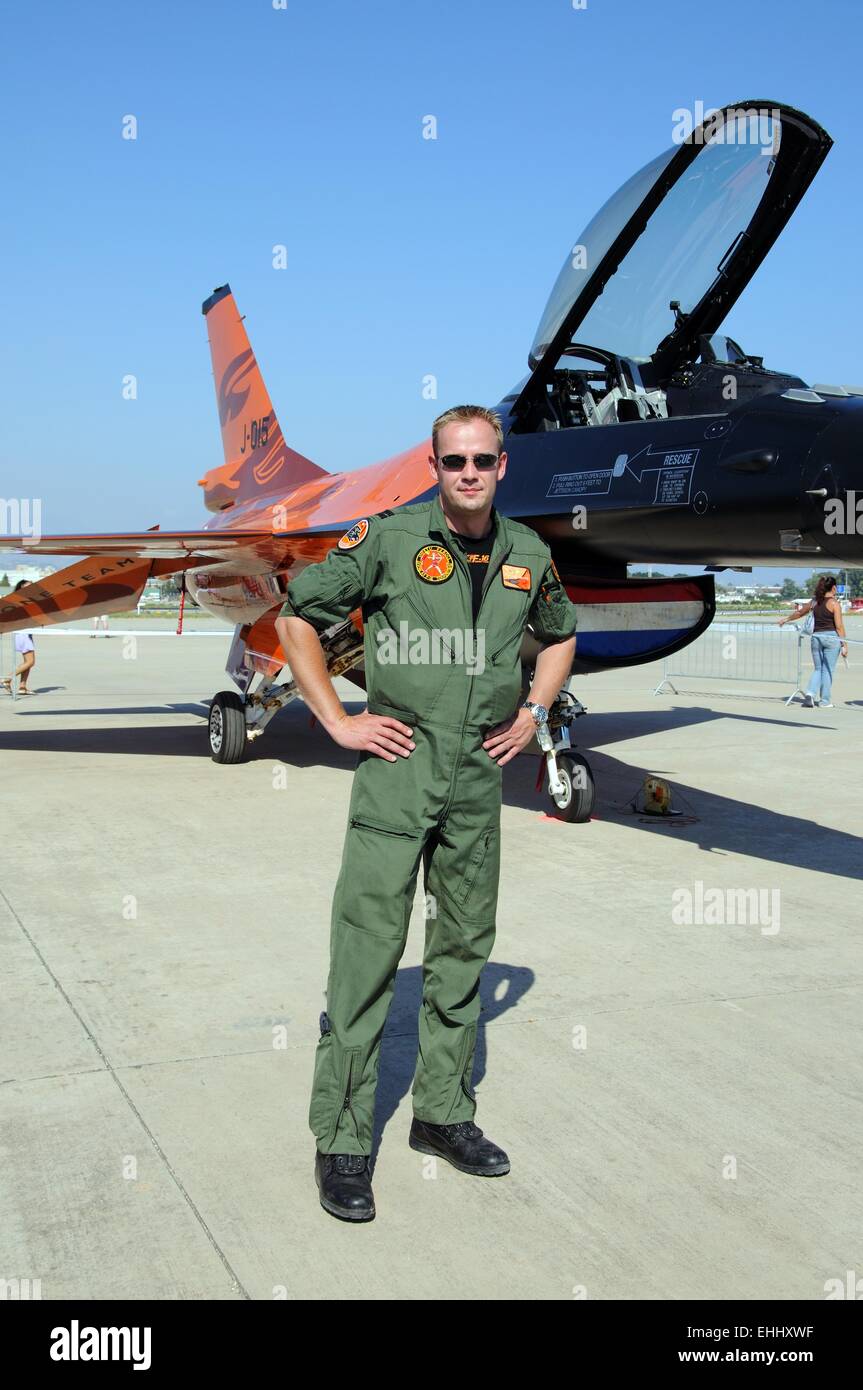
[628,569,863,599]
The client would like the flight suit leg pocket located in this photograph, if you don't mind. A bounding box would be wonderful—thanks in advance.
[338,815,423,940]
[453,823,501,919]
[336,756,425,941]
[349,815,421,840]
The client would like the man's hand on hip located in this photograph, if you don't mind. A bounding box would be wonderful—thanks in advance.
[329,711,416,761]
[482,707,538,766]
[276,612,413,761]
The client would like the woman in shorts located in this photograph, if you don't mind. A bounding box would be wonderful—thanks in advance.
[2,580,37,695]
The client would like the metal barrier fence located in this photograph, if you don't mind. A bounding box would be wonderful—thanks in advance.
[1,620,856,707]
[653,622,856,704]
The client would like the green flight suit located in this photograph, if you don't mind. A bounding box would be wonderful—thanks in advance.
[280,493,578,1154]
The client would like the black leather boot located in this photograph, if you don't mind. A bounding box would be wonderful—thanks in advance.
[409,1118,510,1176]
[315,1150,376,1221]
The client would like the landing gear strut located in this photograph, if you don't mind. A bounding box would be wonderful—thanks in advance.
[207,616,365,764]
[541,688,595,823]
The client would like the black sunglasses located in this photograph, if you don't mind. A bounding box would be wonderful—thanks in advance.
[436,452,500,471]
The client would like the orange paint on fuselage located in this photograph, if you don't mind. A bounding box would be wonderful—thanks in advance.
[202,437,433,536]
[189,438,435,626]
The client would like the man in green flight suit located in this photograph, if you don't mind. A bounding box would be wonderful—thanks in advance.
[275,405,578,1222]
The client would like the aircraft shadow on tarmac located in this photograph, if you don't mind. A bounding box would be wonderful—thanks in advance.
[5,701,208,717]
[1,698,859,880]
[373,960,533,1166]
[0,702,213,749]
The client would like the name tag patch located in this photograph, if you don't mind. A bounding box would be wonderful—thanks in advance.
[501,564,531,590]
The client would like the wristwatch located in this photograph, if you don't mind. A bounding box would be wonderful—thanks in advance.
[522,700,549,725]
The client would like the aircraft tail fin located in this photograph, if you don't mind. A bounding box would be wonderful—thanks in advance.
[199,284,327,511]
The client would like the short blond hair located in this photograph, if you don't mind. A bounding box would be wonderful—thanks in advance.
[432,404,504,457]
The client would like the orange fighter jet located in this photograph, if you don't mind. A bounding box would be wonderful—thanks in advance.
[4,103,849,819]
[0,279,704,819]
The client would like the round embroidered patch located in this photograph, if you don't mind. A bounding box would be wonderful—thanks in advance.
[338,518,369,550]
[414,544,454,583]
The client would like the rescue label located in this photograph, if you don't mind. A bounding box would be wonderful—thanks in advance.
[655,467,693,505]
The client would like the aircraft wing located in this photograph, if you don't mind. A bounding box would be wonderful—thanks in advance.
[0,529,289,634]
[0,529,284,561]
[0,553,161,633]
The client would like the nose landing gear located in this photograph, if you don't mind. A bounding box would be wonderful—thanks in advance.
[541,689,596,823]
[549,750,596,822]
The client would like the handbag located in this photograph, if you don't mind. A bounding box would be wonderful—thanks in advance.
[802,603,815,635]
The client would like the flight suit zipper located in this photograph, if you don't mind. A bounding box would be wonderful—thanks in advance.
[350,817,420,838]
[458,1024,476,1104]
[488,614,529,664]
[402,591,458,662]
[436,534,513,827]
[469,542,513,670]
[445,535,513,695]
[330,1045,361,1147]
[455,826,493,907]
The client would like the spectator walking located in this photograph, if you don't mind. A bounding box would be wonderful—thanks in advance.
[2,581,37,695]
[778,575,847,707]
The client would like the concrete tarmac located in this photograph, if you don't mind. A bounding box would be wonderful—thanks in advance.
[1,623,861,1300]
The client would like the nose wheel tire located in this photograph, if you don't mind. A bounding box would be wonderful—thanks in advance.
[209,691,248,763]
[550,752,595,823]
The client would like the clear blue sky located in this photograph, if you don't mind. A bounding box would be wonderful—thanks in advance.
[1,0,860,583]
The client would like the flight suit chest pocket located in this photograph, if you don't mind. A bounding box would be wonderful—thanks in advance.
[400,590,458,659]
[396,579,472,639]
[488,588,533,662]
[367,589,462,717]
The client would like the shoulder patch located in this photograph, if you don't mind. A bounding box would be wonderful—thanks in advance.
[549,558,561,582]
[338,518,369,550]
